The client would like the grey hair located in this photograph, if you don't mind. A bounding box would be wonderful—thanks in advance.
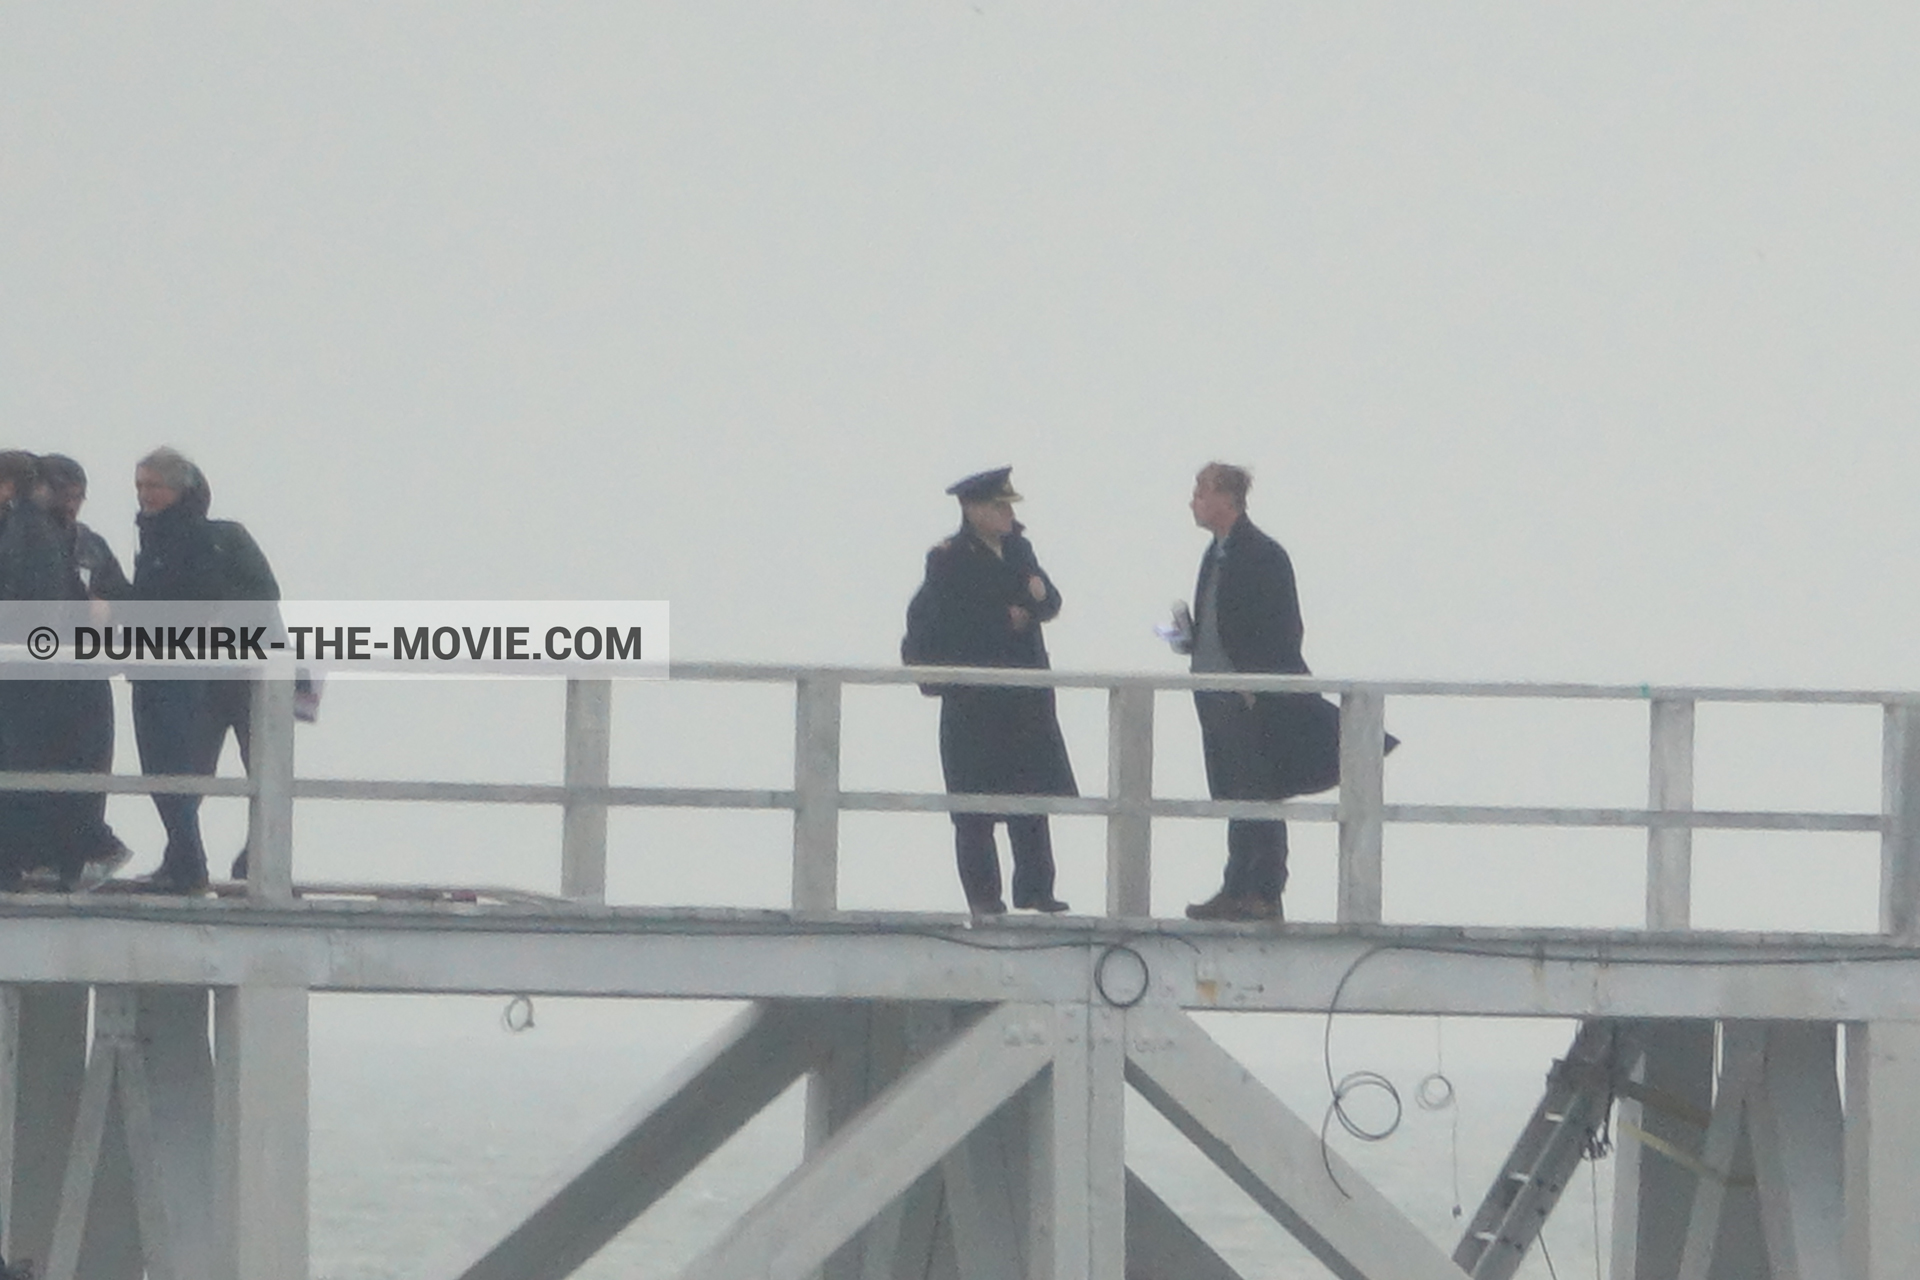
[136,446,202,494]
[1196,461,1252,510]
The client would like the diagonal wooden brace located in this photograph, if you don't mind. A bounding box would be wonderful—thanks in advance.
[450,1001,828,1280]
[1125,1005,1461,1280]
[677,1002,1057,1280]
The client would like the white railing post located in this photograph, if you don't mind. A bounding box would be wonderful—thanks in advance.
[1880,702,1920,939]
[1647,696,1695,930]
[1337,688,1386,924]
[791,676,843,911]
[1105,683,1154,917]
[561,678,613,903]
[245,672,297,903]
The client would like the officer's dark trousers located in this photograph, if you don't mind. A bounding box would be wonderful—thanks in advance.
[952,813,1056,906]
[1195,691,1288,902]
[133,681,251,880]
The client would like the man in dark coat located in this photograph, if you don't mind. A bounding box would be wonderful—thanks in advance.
[129,446,282,893]
[1177,462,1315,922]
[38,456,134,886]
[0,451,73,890]
[43,454,131,600]
[903,467,1075,916]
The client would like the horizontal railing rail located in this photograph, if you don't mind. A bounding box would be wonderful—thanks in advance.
[3,664,1916,936]
[670,661,1920,703]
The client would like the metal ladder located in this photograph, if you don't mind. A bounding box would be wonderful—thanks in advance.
[1453,1020,1621,1279]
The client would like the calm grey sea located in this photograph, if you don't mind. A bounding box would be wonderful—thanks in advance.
[309,1001,1609,1280]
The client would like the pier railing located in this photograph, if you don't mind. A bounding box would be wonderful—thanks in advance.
[3,665,1918,936]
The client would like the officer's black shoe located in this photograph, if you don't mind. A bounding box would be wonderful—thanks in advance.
[230,849,248,879]
[1014,895,1070,913]
[968,897,1008,918]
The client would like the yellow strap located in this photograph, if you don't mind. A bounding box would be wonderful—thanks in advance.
[1617,1120,1754,1188]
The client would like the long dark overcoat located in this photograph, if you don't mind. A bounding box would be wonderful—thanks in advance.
[903,524,1078,798]
[1195,516,1344,798]
[0,498,107,877]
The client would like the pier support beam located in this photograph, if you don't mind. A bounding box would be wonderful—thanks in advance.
[1750,1023,1843,1280]
[214,984,309,1280]
[860,1170,955,1280]
[1612,1020,1714,1280]
[44,989,167,1280]
[1,985,88,1272]
[806,1003,919,1280]
[849,1006,968,1280]
[1677,1022,1844,1280]
[1028,1003,1124,1278]
[1123,1170,1244,1280]
[678,1003,1055,1280]
[1845,1021,1920,1280]
[140,989,216,1279]
[940,1085,1030,1280]
[452,1001,823,1280]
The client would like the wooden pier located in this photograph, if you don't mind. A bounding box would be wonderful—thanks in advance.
[2,664,1918,1279]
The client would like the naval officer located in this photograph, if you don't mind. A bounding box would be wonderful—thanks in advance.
[902,467,1076,916]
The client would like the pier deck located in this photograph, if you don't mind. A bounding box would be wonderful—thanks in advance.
[2,895,1917,1023]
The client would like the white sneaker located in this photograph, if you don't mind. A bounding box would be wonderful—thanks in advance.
[77,838,134,892]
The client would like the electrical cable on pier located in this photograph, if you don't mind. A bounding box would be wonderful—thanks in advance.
[501,994,536,1033]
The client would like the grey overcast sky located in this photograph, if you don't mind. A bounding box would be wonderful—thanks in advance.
[3,4,1916,930]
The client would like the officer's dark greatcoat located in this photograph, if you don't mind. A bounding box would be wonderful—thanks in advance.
[903,524,1078,799]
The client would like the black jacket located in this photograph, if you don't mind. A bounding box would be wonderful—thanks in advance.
[903,525,1060,671]
[132,490,221,601]
[1194,515,1309,675]
[0,498,72,604]
[1190,515,1393,797]
[903,523,1077,798]
[69,523,130,601]
[132,493,279,603]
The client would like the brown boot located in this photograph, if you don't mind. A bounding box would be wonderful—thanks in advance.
[1185,891,1240,921]
[1242,895,1283,922]
[1186,892,1280,922]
